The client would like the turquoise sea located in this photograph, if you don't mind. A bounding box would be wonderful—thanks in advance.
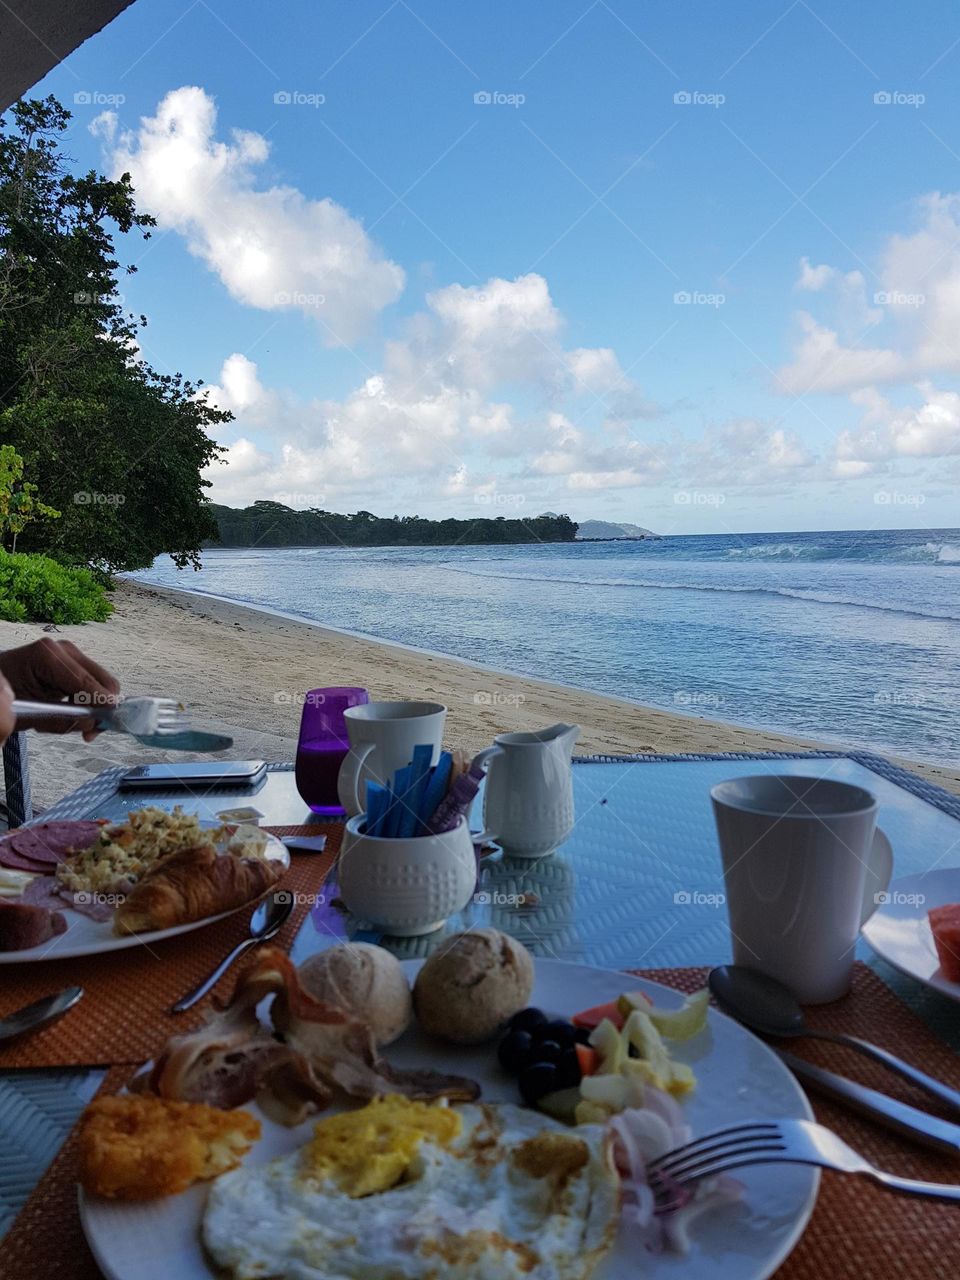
[137,528,960,767]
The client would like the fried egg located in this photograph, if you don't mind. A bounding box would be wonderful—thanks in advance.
[202,1096,620,1279]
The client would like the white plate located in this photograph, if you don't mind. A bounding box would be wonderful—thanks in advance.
[863,869,960,1004]
[0,829,289,963]
[80,959,818,1280]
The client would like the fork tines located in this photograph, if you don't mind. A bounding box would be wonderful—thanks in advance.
[648,1122,787,1209]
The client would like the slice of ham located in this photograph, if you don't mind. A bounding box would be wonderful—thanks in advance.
[20,875,115,922]
[0,845,53,873]
[143,946,480,1122]
[0,900,67,951]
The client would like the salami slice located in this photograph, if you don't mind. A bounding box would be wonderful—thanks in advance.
[9,820,102,863]
[0,841,53,873]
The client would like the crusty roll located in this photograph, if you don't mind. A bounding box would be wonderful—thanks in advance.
[114,844,282,935]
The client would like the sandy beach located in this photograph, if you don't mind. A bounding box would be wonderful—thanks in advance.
[2,578,958,809]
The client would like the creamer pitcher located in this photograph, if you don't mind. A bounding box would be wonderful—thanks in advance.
[475,723,579,857]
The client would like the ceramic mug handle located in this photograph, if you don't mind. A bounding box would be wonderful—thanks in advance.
[469,744,503,846]
[337,741,377,818]
[859,827,894,927]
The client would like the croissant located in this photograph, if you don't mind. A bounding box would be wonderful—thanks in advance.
[114,844,282,935]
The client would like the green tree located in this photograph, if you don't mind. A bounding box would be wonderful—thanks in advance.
[0,96,228,572]
[0,443,59,551]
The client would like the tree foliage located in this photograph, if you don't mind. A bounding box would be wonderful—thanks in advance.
[209,501,578,548]
[0,443,59,551]
[0,96,228,572]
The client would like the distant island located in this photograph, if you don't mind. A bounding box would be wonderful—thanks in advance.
[575,520,658,540]
[207,502,578,547]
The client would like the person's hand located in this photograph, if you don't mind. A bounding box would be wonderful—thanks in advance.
[0,639,121,741]
[0,674,14,748]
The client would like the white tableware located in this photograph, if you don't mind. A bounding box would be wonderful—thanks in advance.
[862,868,960,1004]
[475,722,579,857]
[79,958,818,1280]
[712,775,893,1004]
[337,814,476,935]
[337,700,446,818]
[0,830,289,964]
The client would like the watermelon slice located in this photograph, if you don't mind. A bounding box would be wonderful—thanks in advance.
[572,999,626,1032]
[929,903,960,984]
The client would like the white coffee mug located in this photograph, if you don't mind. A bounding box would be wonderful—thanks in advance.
[711,774,894,1004]
[337,700,446,817]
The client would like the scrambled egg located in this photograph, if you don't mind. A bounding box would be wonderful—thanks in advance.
[304,1095,462,1197]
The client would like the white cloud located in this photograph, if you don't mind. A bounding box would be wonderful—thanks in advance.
[684,418,818,487]
[531,413,667,490]
[833,382,960,475]
[96,87,404,343]
[777,312,903,395]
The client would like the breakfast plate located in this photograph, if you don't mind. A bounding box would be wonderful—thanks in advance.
[80,958,819,1280]
[862,869,960,1004]
[0,821,289,964]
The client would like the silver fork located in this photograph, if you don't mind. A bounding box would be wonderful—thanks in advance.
[648,1119,960,1211]
[12,696,188,738]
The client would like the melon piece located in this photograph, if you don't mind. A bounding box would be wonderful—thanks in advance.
[929,903,960,984]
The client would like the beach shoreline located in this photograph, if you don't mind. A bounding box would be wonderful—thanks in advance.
[2,578,958,808]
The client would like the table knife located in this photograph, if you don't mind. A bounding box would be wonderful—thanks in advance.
[777,1048,960,1156]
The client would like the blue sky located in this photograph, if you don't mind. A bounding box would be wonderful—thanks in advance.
[26,0,960,533]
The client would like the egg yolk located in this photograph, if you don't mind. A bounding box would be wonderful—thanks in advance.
[303,1095,462,1197]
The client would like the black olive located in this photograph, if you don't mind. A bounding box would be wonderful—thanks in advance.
[519,1060,558,1104]
[555,1049,582,1089]
[509,1007,548,1034]
[574,1025,593,1046]
[497,1029,533,1075]
[534,1038,563,1064]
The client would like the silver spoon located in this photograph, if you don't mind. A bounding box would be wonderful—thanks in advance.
[709,964,960,1116]
[0,986,84,1043]
[170,893,295,1013]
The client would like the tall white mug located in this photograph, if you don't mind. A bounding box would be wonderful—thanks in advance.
[337,700,446,817]
[711,775,893,1004]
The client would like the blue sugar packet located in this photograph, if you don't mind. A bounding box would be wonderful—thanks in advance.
[365,781,390,837]
[381,766,410,839]
[397,745,434,839]
[418,750,453,833]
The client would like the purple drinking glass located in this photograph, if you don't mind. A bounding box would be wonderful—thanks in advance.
[295,687,369,816]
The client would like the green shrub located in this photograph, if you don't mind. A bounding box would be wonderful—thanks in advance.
[0,550,113,624]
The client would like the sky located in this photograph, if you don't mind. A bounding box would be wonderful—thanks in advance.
[23,0,960,534]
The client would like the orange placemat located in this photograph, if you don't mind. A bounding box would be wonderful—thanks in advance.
[2,961,959,1279]
[0,824,341,1069]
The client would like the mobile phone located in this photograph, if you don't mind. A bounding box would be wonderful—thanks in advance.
[118,761,268,790]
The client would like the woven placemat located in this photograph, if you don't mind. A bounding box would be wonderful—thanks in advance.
[0,824,341,1069]
[1,961,958,1279]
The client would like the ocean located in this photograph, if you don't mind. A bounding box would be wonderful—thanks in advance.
[136,529,960,767]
